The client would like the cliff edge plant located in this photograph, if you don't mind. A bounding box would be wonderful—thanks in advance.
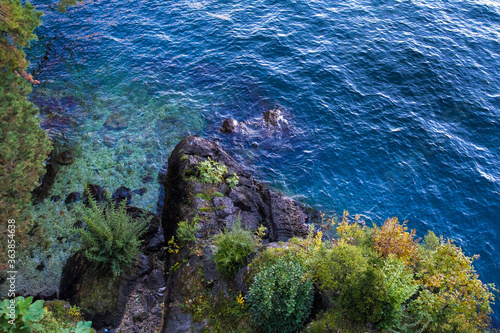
[196,158,239,188]
[36,300,94,333]
[409,239,496,333]
[197,157,227,184]
[74,188,149,277]
[247,258,314,333]
[212,215,256,278]
[0,0,51,262]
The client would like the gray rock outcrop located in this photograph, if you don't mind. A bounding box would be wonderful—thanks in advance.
[161,135,309,243]
[160,135,313,332]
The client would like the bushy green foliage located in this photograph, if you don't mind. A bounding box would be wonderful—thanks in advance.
[196,158,239,188]
[409,239,496,332]
[37,301,94,333]
[176,215,200,247]
[226,172,239,189]
[212,216,256,278]
[381,255,419,327]
[422,230,439,250]
[0,0,51,234]
[311,243,368,293]
[386,304,430,333]
[334,211,366,245]
[183,289,251,332]
[197,158,227,184]
[74,190,149,277]
[306,219,495,331]
[338,266,387,324]
[247,259,314,333]
[0,296,45,332]
[0,0,42,73]
[250,231,318,278]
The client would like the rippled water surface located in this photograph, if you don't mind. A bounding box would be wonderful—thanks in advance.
[30,0,500,323]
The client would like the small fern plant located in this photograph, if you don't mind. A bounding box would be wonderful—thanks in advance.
[212,215,256,278]
[74,189,149,277]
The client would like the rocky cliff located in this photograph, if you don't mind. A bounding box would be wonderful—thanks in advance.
[160,135,315,332]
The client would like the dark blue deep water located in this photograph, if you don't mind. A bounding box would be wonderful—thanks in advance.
[29,0,499,324]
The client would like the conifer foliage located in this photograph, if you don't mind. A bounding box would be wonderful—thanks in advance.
[0,0,50,253]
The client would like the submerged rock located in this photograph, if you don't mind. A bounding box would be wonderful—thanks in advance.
[104,112,128,130]
[263,108,280,126]
[64,192,81,204]
[142,175,154,183]
[133,188,147,196]
[220,118,238,133]
[262,108,290,132]
[56,150,75,165]
[85,184,108,203]
[112,186,132,206]
[32,155,60,204]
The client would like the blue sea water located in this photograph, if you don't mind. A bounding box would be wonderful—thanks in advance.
[29,0,499,325]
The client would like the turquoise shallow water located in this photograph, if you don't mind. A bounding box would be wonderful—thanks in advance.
[29,0,499,324]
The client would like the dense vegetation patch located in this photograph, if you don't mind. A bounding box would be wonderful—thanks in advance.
[243,213,496,333]
[247,258,314,333]
[193,157,239,188]
[0,0,51,263]
[73,189,150,277]
[0,297,94,332]
[212,216,256,278]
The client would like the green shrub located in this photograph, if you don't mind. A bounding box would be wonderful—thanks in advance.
[409,239,496,332]
[335,211,366,245]
[197,158,227,184]
[338,266,387,324]
[226,172,239,188]
[422,230,439,251]
[212,216,256,278]
[386,305,431,333]
[196,158,240,188]
[39,313,94,333]
[247,259,314,333]
[311,243,368,294]
[381,255,419,328]
[74,189,149,277]
[176,215,200,247]
[0,296,45,332]
[373,217,420,265]
[36,300,94,333]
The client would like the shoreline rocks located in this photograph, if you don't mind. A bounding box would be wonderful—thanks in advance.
[159,135,315,332]
[59,206,165,331]
[161,135,310,244]
[28,135,317,332]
